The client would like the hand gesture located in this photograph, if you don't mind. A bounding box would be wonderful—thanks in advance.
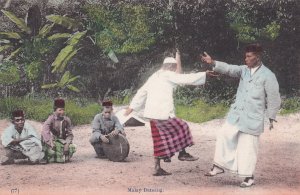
[120,130,126,137]
[111,129,120,137]
[269,123,274,130]
[124,107,133,116]
[100,135,109,144]
[269,119,276,131]
[201,52,214,65]
[206,70,220,77]
[63,143,70,155]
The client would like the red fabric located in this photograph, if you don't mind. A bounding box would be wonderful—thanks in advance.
[12,109,24,118]
[102,100,113,107]
[54,98,65,108]
[150,118,194,158]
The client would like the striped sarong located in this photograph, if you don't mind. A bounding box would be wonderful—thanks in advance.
[43,138,76,163]
[150,118,194,158]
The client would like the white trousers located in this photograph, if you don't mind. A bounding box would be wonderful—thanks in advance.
[213,121,259,177]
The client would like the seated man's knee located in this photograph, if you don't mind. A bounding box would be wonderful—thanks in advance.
[89,134,100,145]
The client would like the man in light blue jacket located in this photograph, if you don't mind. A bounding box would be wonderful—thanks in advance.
[201,43,281,187]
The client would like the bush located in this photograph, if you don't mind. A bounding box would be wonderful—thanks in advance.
[176,99,229,123]
[280,96,300,115]
[0,96,100,125]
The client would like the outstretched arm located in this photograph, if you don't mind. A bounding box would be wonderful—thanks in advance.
[125,82,148,116]
[201,52,243,78]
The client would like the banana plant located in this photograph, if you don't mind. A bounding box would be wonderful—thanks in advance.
[41,71,80,92]
[0,7,84,93]
[0,8,80,61]
[51,30,87,73]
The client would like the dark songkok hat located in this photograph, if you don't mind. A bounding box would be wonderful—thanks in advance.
[102,100,113,107]
[245,43,263,54]
[54,98,65,109]
[12,109,24,118]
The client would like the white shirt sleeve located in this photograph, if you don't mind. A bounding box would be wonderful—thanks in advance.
[166,71,206,86]
[1,125,14,147]
[129,82,148,111]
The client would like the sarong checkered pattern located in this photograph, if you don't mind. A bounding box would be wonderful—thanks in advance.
[43,138,76,163]
[150,118,194,158]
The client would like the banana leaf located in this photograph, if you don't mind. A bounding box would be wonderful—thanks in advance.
[46,15,80,29]
[0,32,21,39]
[0,45,12,52]
[57,71,70,87]
[5,47,21,61]
[51,45,74,68]
[67,75,80,83]
[1,10,31,34]
[41,83,58,89]
[67,31,87,46]
[66,84,80,92]
[47,33,71,41]
[38,24,54,38]
[0,39,10,44]
[108,50,119,63]
[56,49,78,72]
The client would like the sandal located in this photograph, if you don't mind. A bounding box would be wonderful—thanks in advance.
[204,164,224,176]
[163,157,171,163]
[240,176,254,188]
[153,168,172,176]
[178,153,199,161]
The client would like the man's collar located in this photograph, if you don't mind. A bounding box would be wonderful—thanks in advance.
[53,113,64,120]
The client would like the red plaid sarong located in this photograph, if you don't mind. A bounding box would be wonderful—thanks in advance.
[150,118,194,158]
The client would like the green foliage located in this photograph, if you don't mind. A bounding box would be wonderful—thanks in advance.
[47,33,71,41]
[38,24,54,38]
[0,32,21,39]
[176,99,229,123]
[25,61,42,80]
[5,47,21,61]
[261,21,280,41]
[0,45,12,52]
[51,31,86,73]
[1,10,31,34]
[174,84,236,107]
[46,15,81,30]
[226,2,281,43]
[110,89,133,105]
[0,96,100,125]
[42,71,80,93]
[84,4,155,54]
[0,61,20,84]
[280,97,300,115]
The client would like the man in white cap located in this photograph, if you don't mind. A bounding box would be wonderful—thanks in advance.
[125,50,207,176]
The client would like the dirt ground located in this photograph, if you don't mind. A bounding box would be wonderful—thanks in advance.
[0,112,299,195]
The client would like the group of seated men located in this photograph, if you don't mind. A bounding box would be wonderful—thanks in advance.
[0,98,124,165]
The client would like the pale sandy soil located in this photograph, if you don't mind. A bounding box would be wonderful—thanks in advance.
[0,113,299,195]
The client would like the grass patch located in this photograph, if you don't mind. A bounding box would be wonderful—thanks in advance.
[280,96,300,115]
[176,99,229,123]
[0,96,100,125]
[1,95,299,126]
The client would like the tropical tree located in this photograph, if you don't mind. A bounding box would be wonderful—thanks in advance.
[41,71,80,94]
[0,5,83,93]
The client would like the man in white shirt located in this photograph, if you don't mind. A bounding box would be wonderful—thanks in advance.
[1,110,46,165]
[125,51,207,176]
[201,43,281,187]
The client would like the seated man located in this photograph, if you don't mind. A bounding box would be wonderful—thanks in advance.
[89,100,126,158]
[42,98,76,163]
[1,109,46,165]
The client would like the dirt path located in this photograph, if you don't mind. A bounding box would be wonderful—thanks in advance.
[0,113,299,195]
